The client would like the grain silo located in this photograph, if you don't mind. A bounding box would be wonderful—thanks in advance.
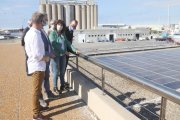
[39,0,98,30]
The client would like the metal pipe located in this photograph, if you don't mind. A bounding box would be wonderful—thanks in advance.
[160,97,167,120]
[102,68,105,94]
[76,56,79,70]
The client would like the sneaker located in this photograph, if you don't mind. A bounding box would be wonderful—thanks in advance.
[43,92,55,100]
[64,82,69,87]
[59,86,66,94]
[33,114,50,120]
[53,87,60,95]
[40,106,49,112]
[39,98,47,107]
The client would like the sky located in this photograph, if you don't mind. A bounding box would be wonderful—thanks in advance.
[0,0,180,28]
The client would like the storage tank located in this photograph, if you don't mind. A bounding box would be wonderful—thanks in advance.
[39,4,46,13]
[57,4,63,20]
[94,4,98,29]
[75,5,81,30]
[39,0,98,30]
[52,4,57,20]
[46,4,52,24]
[86,5,91,29]
[65,5,75,26]
[90,5,94,29]
[81,5,87,30]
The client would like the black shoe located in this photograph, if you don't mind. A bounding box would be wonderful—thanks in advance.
[40,106,49,112]
[64,82,69,87]
[44,91,57,100]
[33,113,51,120]
[59,86,65,94]
[53,87,60,95]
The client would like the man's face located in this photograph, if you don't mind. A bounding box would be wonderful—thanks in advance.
[71,21,78,30]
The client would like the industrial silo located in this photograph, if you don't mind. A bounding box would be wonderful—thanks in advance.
[81,5,87,30]
[46,4,52,24]
[86,5,91,29]
[90,5,94,29]
[75,5,81,30]
[57,4,63,20]
[94,4,98,29]
[39,0,98,30]
[51,4,58,20]
[39,4,46,13]
[65,5,75,26]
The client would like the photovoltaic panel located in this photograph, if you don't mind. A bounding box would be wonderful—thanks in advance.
[94,48,180,94]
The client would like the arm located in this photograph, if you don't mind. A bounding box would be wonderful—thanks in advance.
[63,33,77,54]
[31,33,45,61]
[49,31,61,54]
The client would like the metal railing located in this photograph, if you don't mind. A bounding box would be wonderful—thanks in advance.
[68,53,180,120]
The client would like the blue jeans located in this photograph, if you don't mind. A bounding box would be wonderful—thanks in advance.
[59,55,66,87]
[51,55,66,88]
[43,61,51,94]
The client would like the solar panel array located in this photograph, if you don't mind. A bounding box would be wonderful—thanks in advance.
[94,48,180,93]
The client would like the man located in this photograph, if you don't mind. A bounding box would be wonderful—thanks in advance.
[64,20,78,88]
[25,12,50,120]
[21,20,32,46]
[40,13,56,100]
[65,20,78,44]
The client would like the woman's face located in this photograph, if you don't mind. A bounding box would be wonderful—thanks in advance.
[56,24,63,32]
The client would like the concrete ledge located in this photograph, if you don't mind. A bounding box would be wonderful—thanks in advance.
[66,67,140,120]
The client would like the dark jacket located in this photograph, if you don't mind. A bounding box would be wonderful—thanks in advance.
[64,26,74,44]
[21,26,30,46]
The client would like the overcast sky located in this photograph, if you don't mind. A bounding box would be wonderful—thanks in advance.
[0,0,180,28]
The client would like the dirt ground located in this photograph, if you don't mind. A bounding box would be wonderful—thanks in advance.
[0,42,97,120]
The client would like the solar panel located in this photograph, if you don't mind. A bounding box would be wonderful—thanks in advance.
[94,48,180,93]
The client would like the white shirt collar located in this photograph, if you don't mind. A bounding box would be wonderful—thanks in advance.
[69,26,74,31]
[30,27,41,33]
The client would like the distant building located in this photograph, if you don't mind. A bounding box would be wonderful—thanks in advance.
[74,28,151,43]
[39,0,98,30]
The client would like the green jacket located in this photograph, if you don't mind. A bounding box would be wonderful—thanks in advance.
[49,30,76,57]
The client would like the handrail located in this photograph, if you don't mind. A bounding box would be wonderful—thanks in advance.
[77,53,180,105]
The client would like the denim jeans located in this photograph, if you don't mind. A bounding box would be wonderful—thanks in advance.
[51,57,59,88]
[42,61,51,94]
[59,55,66,87]
[51,55,66,88]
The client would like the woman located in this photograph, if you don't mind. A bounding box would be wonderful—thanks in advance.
[49,20,78,95]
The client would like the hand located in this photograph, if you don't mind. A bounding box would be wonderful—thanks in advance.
[76,50,80,55]
[42,56,50,62]
[50,53,56,58]
[65,52,70,56]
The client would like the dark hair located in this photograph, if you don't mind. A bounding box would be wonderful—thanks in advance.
[55,19,66,33]
[31,12,44,24]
